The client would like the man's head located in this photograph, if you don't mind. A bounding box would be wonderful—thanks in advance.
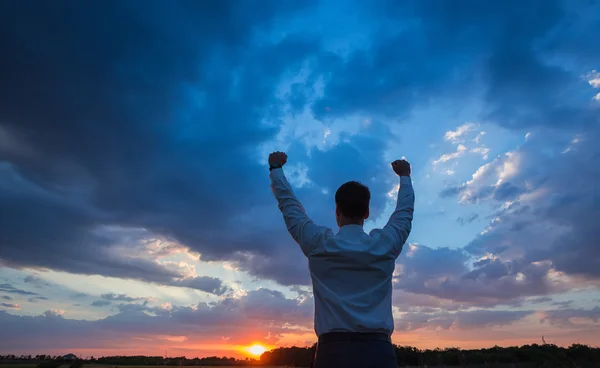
[335,181,370,227]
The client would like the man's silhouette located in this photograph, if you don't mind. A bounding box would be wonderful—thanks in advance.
[269,151,415,368]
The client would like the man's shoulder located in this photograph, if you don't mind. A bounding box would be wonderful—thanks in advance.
[322,231,380,251]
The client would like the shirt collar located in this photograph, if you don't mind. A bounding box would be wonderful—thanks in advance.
[338,224,364,233]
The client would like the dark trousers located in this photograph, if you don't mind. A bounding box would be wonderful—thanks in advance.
[312,333,397,368]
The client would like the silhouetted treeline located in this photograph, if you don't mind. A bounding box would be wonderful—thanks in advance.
[0,355,259,366]
[95,355,260,366]
[2,343,599,367]
[260,343,600,367]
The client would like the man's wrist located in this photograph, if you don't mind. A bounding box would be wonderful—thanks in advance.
[269,164,282,171]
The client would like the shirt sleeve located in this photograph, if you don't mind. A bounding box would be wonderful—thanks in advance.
[371,176,415,258]
[270,168,332,257]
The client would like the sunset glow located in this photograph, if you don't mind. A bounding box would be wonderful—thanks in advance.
[244,344,268,357]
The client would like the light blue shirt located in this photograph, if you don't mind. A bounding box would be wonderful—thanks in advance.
[270,168,415,336]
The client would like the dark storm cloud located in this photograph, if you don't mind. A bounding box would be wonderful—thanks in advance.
[1,0,599,294]
[0,0,321,286]
[309,0,597,126]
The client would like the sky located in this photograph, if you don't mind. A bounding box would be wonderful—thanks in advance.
[0,0,599,359]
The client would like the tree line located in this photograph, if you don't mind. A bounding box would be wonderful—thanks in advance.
[259,343,600,367]
[1,343,598,367]
[0,355,260,367]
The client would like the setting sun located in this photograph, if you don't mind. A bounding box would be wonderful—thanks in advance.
[245,344,268,356]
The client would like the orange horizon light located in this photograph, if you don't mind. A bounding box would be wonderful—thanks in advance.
[243,343,269,357]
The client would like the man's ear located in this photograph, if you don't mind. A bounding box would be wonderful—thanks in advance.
[364,208,370,220]
[335,204,341,218]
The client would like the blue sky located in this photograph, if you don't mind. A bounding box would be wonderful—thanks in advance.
[0,0,599,358]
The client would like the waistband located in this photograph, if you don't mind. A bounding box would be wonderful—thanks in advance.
[318,332,391,344]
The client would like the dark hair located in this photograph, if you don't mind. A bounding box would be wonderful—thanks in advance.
[335,181,370,219]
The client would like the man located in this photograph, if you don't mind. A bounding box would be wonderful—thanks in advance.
[268,151,415,368]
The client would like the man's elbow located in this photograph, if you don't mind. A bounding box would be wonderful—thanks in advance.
[287,220,310,242]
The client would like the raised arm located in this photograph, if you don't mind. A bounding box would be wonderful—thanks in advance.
[268,152,332,257]
[374,159,415,258]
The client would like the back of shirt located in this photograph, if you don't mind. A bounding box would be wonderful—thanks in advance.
[309,226,397,336]
[270,169,414,337]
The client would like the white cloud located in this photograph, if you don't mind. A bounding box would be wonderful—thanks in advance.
[284,163,311,188]
[433,144,467,165]
[434,123,490,169]
[496,151,520,185]
[473,131,486,144]
[471,147,490,160]
[444,123,475,143]
[586,70,600,88]
[562,136,583,154]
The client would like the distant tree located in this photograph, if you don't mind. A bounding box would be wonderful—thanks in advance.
[2,342,598,367]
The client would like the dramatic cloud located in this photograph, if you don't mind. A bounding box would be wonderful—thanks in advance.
[393,244,568,308]
[0,0,599,356]
[0,283,39,296]
[23,275,50,287]
[540,307,600,328]
[91,300,112,308]
[395,309,533,331]
[0,288,312,352]
[100,294,145,302]
[28,297,49,303]
[0,303,21,310]
[442,128,600,281]
[171,276,230,296]
[0,0,321,288]
[457,213,479,226]
[530,297,553,305]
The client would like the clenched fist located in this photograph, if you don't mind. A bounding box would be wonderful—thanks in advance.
[269,151,288,168]
[391,159,411,177]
